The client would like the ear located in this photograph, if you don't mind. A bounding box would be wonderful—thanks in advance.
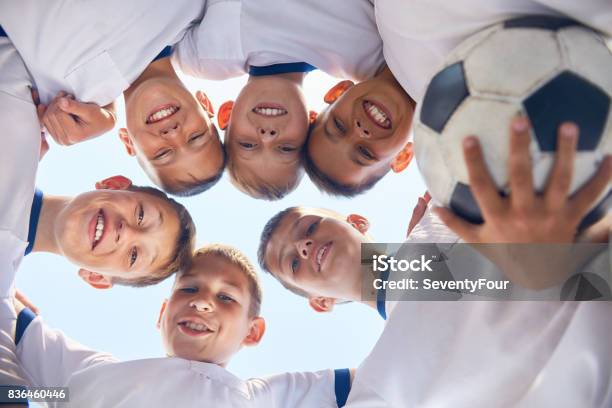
[217,101,234,130]
[95,175,132,190]
[118,128,136,156]
[196,90,215,118]
[323,80,354,104]
[309,110,318,124]
[346,214,370,234]
[308,297,336,313]
[243,317,266,347]
[78,269,113,290]
[156,299,168,329]
[391,142,414,173]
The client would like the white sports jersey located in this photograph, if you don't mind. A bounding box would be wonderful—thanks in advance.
[375,0,612,102]
[0,35,39,388]
[16,317,345,408]
[172,0,384,81]
[0,0,205,106]
[346,211,612,407]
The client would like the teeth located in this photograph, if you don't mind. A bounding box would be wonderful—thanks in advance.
[148,106,179,123]
[94,214,104,243]
[253,107,287,117]
[365,102,390,126]
[184,321,209,332]
[317,245,327,268]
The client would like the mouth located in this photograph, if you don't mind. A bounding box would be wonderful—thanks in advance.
[363,100,392,129]
[146,104,180,124]
[89,209,106,250]
[178,318,215,337]
[252,103,287,117]
[315,242,332,273]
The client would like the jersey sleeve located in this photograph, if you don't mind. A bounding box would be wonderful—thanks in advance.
[15,314,118,387]
[0,37,40,240]
[249,368,351,408]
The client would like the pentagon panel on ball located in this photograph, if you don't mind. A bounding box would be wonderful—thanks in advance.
[415,15,612,230]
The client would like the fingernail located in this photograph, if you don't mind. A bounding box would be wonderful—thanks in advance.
[560,123,578,139]
[512,117,529,132]
[463,136,477,148]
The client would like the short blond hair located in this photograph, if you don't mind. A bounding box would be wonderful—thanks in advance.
[224,143,302,201]
[192,244,262,316]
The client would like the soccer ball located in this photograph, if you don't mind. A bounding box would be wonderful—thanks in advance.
[414,15,611,230]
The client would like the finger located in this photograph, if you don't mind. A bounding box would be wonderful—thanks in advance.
[58,97,92,121]
[463,136,504,218]
[545,122,578,208]
[407,197,428,237]
[45,109,70,145]
[508,116,535,210]
[568,155,612,219]
[36,104,47,126]
[55,110,81,144]
[433,207,480,242]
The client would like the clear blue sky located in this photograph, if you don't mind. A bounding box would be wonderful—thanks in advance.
[17,71,427,380]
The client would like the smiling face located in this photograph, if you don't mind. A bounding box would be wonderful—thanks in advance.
[123,77,225,192]
[55,189,181,279]
[225,77,309,197]
[263,208,370,300]
[307,76,414,188]
[160,253,261,366]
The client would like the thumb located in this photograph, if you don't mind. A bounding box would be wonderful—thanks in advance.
[58,97,94,117]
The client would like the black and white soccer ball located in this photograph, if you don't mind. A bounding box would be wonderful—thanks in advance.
[414,16,611,229]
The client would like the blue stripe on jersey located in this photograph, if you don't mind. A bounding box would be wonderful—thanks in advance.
[376,269,390,320]
[25,189,43,256]
[249,62,316,77]
[15,307,36,346]
[153,46,173,62]
[334,368,351,407]
[0,26,6,37]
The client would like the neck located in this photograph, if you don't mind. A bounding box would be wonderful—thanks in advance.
[248,71,306,86]
[32,195,71,254]
[123,57,178,101]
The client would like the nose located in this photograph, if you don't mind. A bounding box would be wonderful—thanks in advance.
[115,219,141,245]
[256,126,279,141]
[295,239,313,260]
[190,298,214,313]
[354,119,371,139]
[160,122,181,139]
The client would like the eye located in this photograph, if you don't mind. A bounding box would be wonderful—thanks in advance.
[188,133,204,143]
[218,293,235,303]
[305,219,320,236]
[129,247,138,267]
[358,145,375,160]
[137,204,144,226]
[291,257,299,273]
[333,116,347,134]
[154,149,172,160]
[239,142,257,149]
[180,287,197,294]
[279,145,297,153]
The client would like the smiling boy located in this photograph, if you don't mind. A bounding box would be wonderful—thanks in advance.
[0,0,225,196]
[8,245,351,407]
[305,66,416,197]
[172,0,384,199]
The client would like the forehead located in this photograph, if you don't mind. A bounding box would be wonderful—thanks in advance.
[178,254,249,288]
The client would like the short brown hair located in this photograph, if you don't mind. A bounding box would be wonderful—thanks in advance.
[193,244,263,316]
[111,185,196,287]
